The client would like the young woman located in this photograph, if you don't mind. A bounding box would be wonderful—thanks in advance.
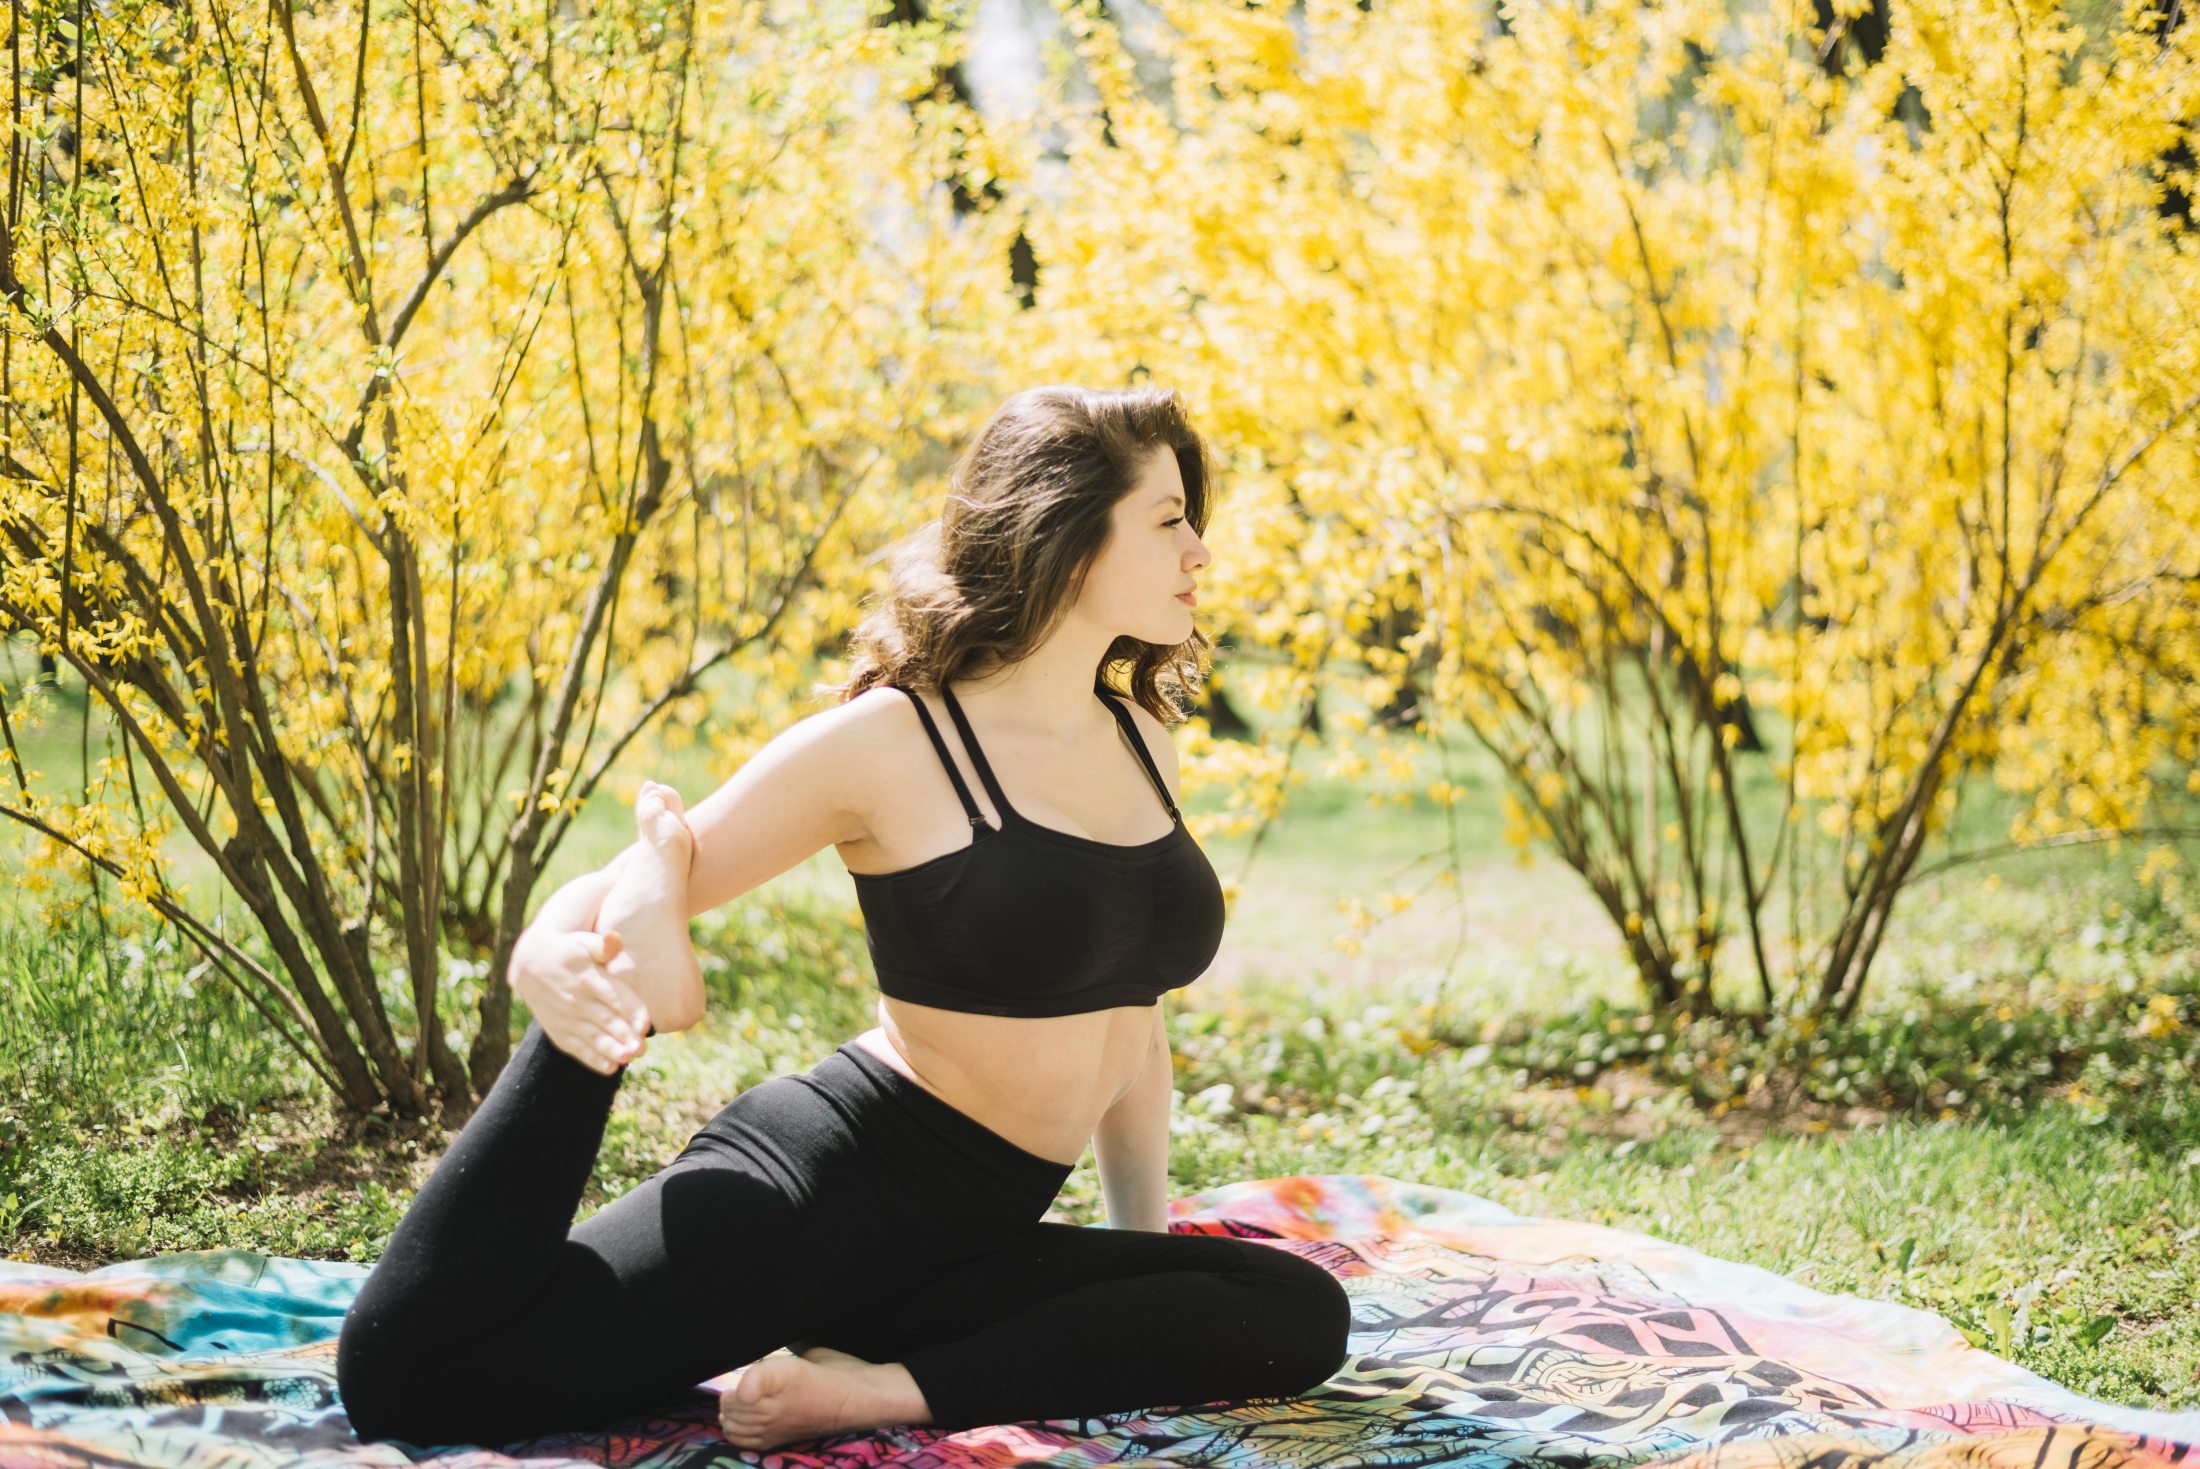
[335,386,1351,1453]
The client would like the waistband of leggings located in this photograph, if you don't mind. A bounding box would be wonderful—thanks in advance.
[822,1041,1073,1190]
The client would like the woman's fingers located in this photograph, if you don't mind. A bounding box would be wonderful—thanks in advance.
[567,1010,635,1073]
[593,1028,633,1072]
[574,945,643,1048]
[510,911,656,1075]
[575,969,643,1047]
[574,929,623,966]
[603,968,652,1042]
[541,1013,627,1075]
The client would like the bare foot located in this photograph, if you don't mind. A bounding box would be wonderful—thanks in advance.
[633,779,695,873]
[596,780,703,1034]
[718,1347,932,1450]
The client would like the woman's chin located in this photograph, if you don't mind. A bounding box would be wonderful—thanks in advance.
[1144,613,1195,646]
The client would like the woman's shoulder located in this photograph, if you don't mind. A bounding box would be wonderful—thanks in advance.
[718,688,939,822]
[770,686,929,768]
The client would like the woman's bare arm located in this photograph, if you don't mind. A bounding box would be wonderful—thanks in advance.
[512,690,943,1060]
[512,698,881,1055]
[1091,1006,1174,1231]
[679,693,896,916]
[1089,703,1185,1230]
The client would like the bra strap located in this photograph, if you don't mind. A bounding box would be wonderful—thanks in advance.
[1099,691,1181,822]
[937,685,1019,819]
[892,686,989,832]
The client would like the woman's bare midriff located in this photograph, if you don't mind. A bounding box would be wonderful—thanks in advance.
[852,999,1158,1164]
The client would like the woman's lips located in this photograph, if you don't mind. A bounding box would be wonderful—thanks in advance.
[1176,590,1198,607]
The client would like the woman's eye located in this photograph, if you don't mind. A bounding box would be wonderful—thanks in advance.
[1162,517,1184,528]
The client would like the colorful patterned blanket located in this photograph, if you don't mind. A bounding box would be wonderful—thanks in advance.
[3,1176,2193,1469]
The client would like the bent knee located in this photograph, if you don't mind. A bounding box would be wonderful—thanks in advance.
[1248,1244,1353,1391]
[336,1358,407,1444]
[340,1369,495,1448]
[338,1329,470,1446]
[1291,1258,1354,1386]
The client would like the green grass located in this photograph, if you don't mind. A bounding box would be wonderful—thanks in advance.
[549,951,2200,1412]
[4,685,2199,1410]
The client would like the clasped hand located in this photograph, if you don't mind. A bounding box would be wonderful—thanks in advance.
[508,866,653,1076]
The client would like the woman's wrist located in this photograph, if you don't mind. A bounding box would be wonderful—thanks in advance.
[1103,1193,1170,1232]
[1096,1162,1171,1231]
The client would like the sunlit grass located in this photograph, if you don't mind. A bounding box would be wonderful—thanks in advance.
[4,736,2197,1409]
[567,977,2200,1413]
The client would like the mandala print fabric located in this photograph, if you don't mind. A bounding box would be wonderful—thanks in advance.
[2,1176,2193,1469]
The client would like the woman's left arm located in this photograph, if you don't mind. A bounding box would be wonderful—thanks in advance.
[1092,703,1188,1231]
[1091,1006,1174,1232]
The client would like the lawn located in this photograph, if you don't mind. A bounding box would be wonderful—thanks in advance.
[3,710,2198,1413]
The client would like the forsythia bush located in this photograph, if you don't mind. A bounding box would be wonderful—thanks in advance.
[0,0,1010,1113]
[5,0,2197,1111]
[1022,0,2200,1019]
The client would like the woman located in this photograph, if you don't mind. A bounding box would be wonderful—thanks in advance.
[335,386,1352,1452]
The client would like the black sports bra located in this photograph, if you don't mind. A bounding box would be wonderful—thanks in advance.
[849,685,1227,1018]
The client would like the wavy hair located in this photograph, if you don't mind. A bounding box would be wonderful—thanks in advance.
[837,385,1211,722]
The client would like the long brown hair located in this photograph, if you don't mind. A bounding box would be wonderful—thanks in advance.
[838,385,1211,722]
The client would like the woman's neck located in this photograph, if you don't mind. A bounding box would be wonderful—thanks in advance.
[956,619,1115,738]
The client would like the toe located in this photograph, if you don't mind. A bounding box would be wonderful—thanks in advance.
[634,790,690,851]
[730,1364,774,1406]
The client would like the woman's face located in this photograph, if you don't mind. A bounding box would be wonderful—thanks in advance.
[1075,449,1211,646]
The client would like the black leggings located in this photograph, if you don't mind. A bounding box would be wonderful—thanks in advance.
[337,1026,1350,1448]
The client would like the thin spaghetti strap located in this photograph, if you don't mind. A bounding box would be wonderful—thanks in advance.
[1099,693,1181,822]
[938,685,1019,818]
[892,685,990,833]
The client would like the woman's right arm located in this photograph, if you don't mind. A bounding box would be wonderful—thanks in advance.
[677,693,892,915]
[509,694,893,1067]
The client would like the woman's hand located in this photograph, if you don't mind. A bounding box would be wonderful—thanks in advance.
[510,915,652,1076]
[594,780,707,1036]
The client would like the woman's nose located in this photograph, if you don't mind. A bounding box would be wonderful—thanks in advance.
[1183,528,1211,571]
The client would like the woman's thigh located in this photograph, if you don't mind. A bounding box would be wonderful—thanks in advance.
[348,1061,996,1447]
[811,1224,1325,1362]
[814,1225,1351,1429]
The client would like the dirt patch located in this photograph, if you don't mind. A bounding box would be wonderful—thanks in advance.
[1,1235,112,1272]
[1515,1064,1896,1152]
[197,1095,451,1203]
[2,1095,456,1271]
